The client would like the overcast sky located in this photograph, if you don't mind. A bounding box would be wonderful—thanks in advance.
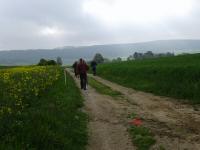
[0,0,199,50]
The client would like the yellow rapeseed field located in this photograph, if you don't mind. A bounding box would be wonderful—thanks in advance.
[0,66,61,117]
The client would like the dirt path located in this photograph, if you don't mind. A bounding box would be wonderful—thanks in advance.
[83,88,135,150]
[67,70,135,150]
[91,75,200,150]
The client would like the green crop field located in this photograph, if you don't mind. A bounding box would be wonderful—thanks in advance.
[97,53,200,104]
[0,66,87,149]
[0,66,15,69]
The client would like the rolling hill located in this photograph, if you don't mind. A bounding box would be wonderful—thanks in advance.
[1,39,200,65]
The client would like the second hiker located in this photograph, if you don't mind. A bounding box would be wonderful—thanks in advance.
[77,58,89,90]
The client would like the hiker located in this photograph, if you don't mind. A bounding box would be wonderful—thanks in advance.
[77,58,89,90]
[72,61,78,77]
[91,60,97,76]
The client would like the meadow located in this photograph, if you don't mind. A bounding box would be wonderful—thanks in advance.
[97,53,200,104]
[0,66,87,149]
[0,66,15,69]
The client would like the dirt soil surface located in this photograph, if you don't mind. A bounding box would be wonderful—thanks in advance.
[67,70,135,150]
[67,68,200,150]
[91,75,200,150]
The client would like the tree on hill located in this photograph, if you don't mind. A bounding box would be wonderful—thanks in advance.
[93,53,104,64]
[103,58,111,63]
[117,57,122,62]
[133,52,143,59]
[130,51,174,60]
[57,56,63,66]
[38,58,57,66]
[112,57,122,62]
[127,55,134,61]
[48,60,57,65]
[38,58,47,66]
[144,51,154,58]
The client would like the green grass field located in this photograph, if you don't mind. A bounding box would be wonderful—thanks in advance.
[0,66,15,69]
[97,53,200,104]
[0,67,88,149]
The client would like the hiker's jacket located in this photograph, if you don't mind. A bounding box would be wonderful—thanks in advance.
[91,61,97,69]
[72,62,78,74]
[77,62,89,74]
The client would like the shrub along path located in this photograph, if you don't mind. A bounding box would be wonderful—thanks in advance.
[91,75,200,150]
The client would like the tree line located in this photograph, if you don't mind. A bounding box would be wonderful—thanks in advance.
[91,51,174,64]
[37,51,174,66]
[38,57,63,66]
[127,51,174,61]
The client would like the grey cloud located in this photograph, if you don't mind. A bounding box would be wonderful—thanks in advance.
[0,0,200,50]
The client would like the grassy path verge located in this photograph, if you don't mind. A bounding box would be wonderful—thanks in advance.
[88,76,122,98]
[0,70,88,150]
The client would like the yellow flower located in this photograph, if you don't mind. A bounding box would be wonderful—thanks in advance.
[3,72,10,80]
[1,66,61,117]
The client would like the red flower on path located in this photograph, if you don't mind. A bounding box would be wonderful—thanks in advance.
[129,118,142,126]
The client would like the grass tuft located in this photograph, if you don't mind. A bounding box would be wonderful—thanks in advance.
[128,125,156,150]
[88,77,122,98]
[128,113,156,150]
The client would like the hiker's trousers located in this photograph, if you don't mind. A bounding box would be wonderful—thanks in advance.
[80,73,87,90]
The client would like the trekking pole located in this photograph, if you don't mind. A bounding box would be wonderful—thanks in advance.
[64,69,67,85]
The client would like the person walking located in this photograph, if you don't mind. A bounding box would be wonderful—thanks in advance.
[91,60,97,76]
[77,58,89,90]
[72,61,78,77]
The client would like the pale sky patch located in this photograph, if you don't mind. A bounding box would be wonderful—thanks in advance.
[83,0,195,26]
[39,26,64,36]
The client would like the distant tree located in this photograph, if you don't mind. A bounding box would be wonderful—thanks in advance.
[47,60,57,65]
[134,52,143,59]
[130,51,174,60]
[144,51,154,58]
[133,52,138,59]
[38,58,57,66]
[56,56,63,66]
[112,58,116,62]
[93,53,104,64]
[38,58,47,66]
[103,58,111,63]
[127,55,134,61]
[112,57,122,62]
[166,52,174,57]
[116,57,122,62]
